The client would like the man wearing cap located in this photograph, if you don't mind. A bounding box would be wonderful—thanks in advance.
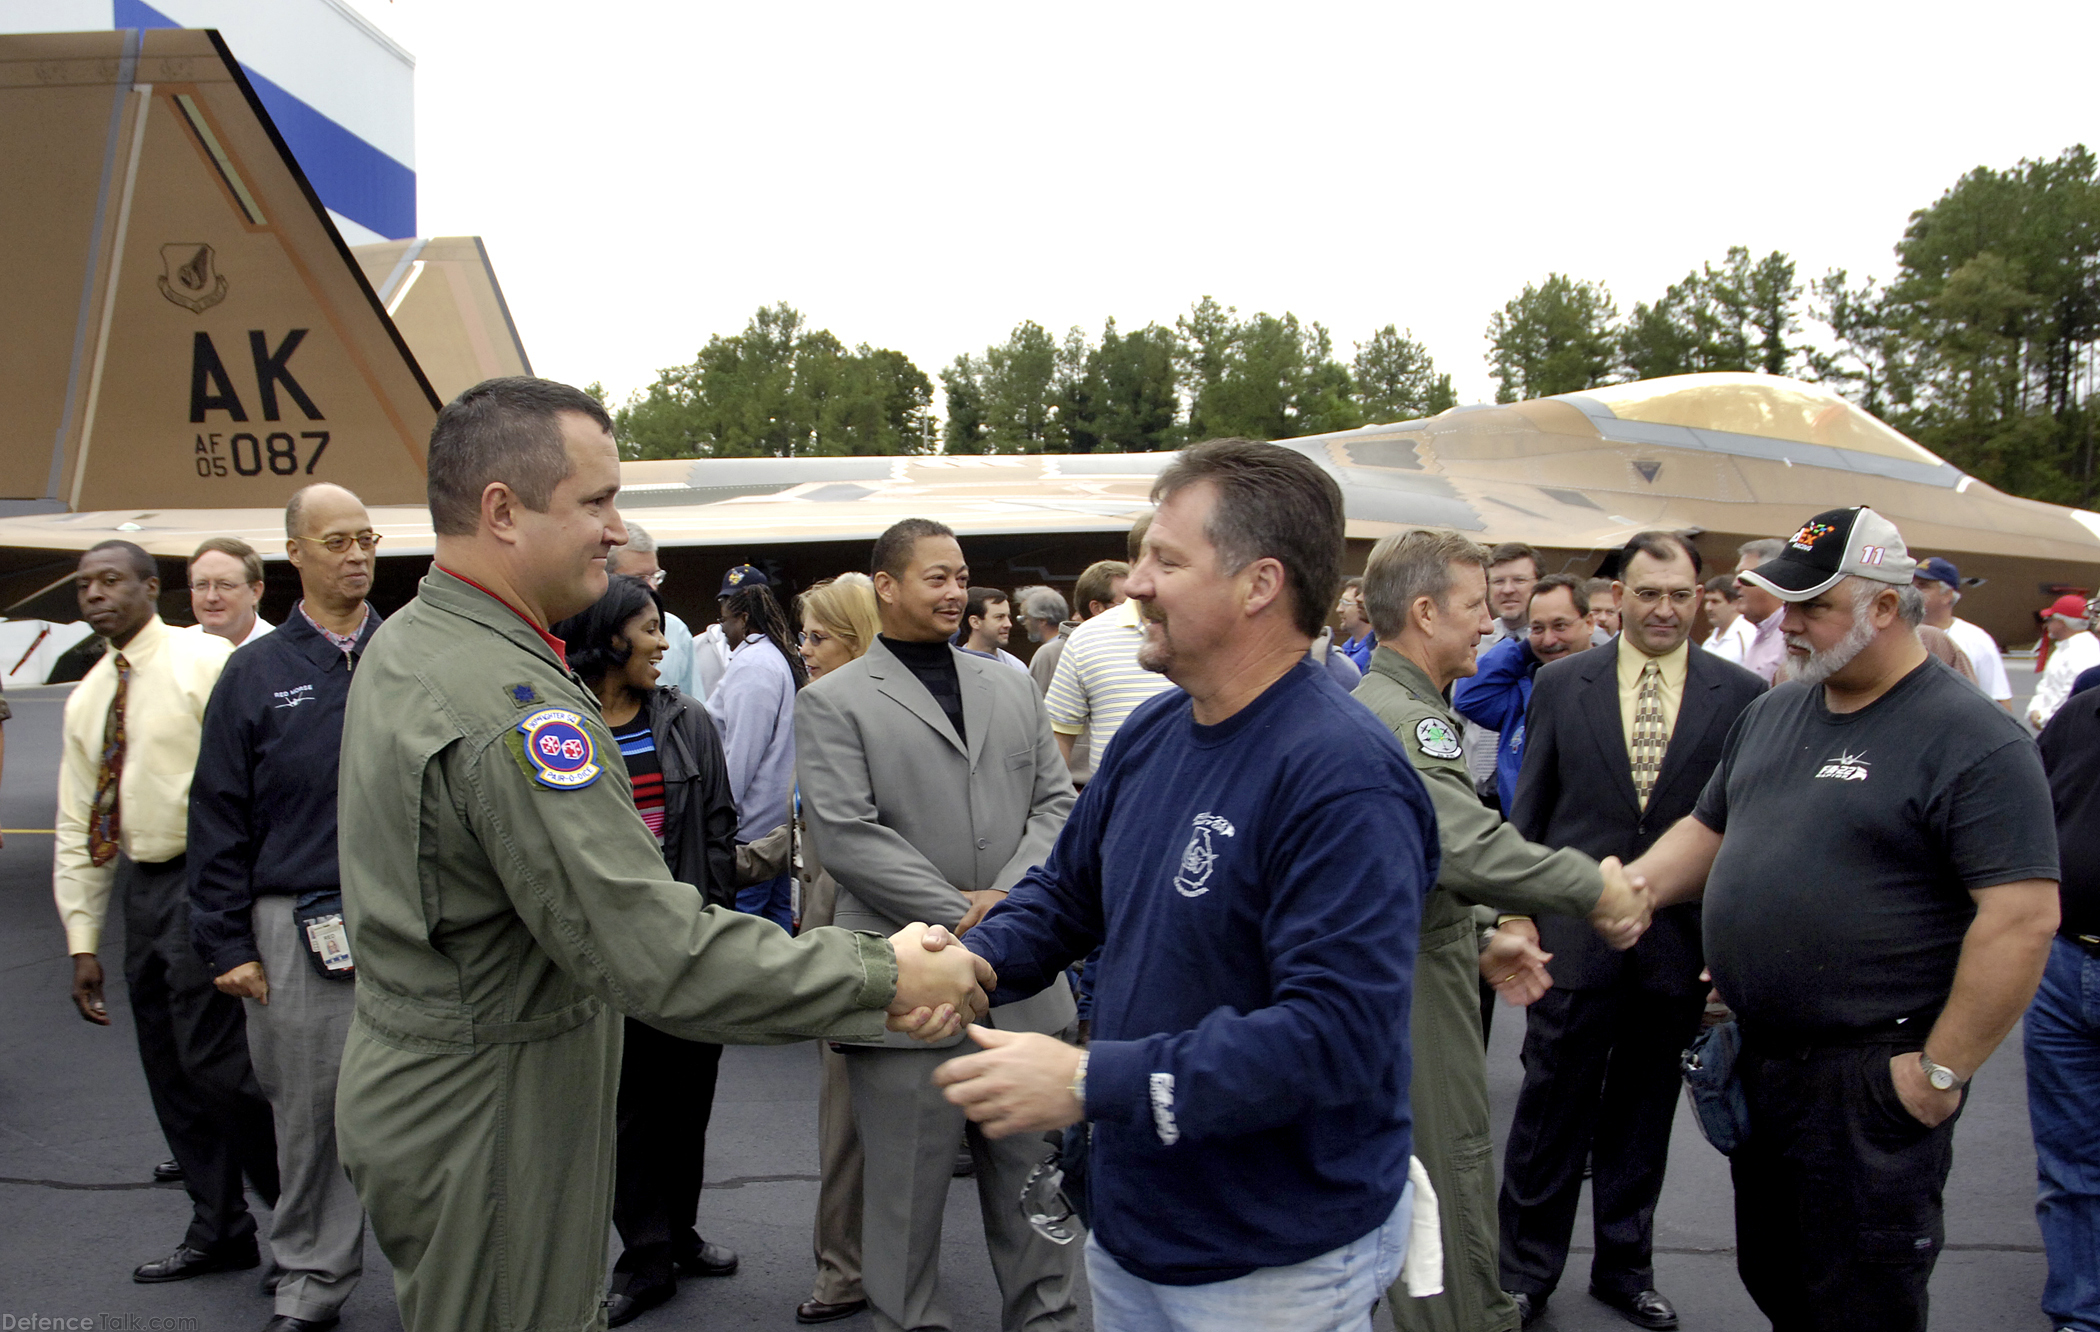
[2032,593,2099,730]
[1910,557,2012,711]
[1623,506,2061,1331]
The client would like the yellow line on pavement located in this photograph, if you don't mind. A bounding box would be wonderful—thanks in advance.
[2,829,55,835]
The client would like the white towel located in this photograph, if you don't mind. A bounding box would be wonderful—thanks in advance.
[1402,1155,1444,1298]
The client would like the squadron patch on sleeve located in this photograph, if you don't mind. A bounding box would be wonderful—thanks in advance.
[1415,716,1463,760]
[516,708,602,790]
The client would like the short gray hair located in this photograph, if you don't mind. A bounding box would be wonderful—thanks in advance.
[1848,574,1925,627]
[1738,537,1786,564]
[623,522,657,554]
[1019,586,1068,623]
[1363,529,1489,642]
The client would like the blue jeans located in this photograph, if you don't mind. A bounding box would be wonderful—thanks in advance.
[2027,935,2100,1332]
[1084,1183,1412,1332]
[736,870,793,932]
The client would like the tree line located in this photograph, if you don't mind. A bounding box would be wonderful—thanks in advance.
[604,144,2100,507]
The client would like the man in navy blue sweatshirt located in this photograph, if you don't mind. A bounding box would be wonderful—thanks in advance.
[935,439,1437,1332]
[189,483,381,1332]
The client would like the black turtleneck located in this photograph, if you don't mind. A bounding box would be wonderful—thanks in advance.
[882,635,965,744]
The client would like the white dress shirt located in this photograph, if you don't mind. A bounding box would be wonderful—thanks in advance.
[1702,615,1756,667]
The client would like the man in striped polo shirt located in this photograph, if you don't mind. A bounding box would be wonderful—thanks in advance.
[1046,520,1175,780]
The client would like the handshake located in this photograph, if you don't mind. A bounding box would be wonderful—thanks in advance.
[1589,856,1653,950]
[884,922,998,1042]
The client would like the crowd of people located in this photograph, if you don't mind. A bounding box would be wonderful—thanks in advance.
[21,373,2098,1332]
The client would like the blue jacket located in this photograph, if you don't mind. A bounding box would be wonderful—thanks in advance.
[1451,634,1537,811]
[1339,630,1375,674]
[965,660,1433,1285]
[189,606,381,974]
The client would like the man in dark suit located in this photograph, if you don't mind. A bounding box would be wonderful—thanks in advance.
[1497,531,1765,1330]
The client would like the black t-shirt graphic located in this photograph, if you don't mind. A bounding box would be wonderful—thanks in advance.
[1694,656,2059,1033]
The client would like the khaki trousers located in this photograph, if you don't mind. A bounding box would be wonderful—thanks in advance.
[246,895,365,1320]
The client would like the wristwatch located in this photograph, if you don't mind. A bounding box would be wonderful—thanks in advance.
[1068,1050,1089,1111]
[1918,1052,1965,1092]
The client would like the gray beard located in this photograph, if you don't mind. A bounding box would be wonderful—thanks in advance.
[1783,614,1877,687]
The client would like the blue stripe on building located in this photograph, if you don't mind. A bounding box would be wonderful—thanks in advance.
[115,0,416,239]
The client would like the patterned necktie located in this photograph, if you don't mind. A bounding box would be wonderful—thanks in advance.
[88,653,129,867]
[1631,660,1667,809]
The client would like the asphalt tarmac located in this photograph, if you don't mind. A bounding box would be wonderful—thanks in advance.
[0,670,2059,1332]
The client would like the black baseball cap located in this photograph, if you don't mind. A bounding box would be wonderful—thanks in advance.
[1739,506,1917,602]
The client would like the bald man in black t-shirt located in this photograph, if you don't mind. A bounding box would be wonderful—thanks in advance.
[1623,508,2060,1332]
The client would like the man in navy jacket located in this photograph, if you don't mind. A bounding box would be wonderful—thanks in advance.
[189,483,381,1331]
[1453,574,1596,813]
[933,440,1435,1332]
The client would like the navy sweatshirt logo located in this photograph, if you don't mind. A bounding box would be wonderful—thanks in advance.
[1173,812,1236,897]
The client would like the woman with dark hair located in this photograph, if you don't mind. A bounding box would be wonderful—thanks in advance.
[706,582,803,930]
[552,575,741,1328]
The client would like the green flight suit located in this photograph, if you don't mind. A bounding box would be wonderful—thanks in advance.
[335,568,896,1332]
[1355,646,1602,1332]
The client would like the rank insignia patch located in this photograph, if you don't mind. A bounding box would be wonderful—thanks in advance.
[517,708,601,790]
[1415,717,1463,759]
[506,683,540,708]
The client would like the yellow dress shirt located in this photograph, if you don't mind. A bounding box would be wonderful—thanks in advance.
[1617,633,1689,761]
[55,616,232,954]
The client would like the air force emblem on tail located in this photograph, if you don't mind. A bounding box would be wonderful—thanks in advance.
[517,708,602,790]
[1173,812,1236,897]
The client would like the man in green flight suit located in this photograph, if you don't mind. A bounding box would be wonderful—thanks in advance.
[1353,529,1651,1332]
[335,378,991,1332]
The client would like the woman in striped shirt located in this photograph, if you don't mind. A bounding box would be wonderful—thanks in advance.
[555,574,742,1327]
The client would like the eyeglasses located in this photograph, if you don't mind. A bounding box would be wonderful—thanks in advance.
[644,569,668,588]
[797,629,834,648]
[189,579,252,596]
[1019,1153,1080,1246]
[296,532,382,554]
[1627,587,1699,609]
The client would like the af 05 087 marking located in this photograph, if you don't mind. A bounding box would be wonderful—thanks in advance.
[187,325,329,480]
[193,430,330,478]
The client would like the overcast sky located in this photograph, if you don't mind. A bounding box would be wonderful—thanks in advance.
[342,0,2099,413]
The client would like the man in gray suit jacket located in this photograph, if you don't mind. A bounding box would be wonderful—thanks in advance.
[795,517,1081,1332]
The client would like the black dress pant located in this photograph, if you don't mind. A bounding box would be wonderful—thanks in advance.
[611,1016,723,1281]
[1731,1036,1959,1332]
[119,854,279,1253]
[1498,982,1704,1300]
